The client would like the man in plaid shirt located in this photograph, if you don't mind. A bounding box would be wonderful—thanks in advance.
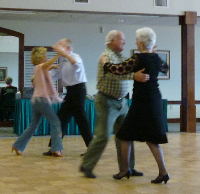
[80,30,149,178]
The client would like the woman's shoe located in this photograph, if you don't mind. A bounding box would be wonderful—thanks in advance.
[151,174,169,184]
[113,171,130,180]
[51,151,63,157]
[12,147,22,156]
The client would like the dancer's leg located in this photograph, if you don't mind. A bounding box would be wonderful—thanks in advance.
[146,142,167,176]
[13,101,41,152]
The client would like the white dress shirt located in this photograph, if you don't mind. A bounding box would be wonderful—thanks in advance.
[51,52,87,86]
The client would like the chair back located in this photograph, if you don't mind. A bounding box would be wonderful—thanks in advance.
[1,87,17,107]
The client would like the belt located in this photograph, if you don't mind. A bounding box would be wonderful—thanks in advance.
[98,91,124,101]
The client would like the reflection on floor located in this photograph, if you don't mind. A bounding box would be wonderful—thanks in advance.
[0,133,200,194]
[0,127,16,137]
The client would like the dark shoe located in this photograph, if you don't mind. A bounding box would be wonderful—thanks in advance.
[43,150,53,156]
[113,171,130,180]
[131,169,143,176]
[151,174,170,184]
[43,150,63,157]
[52,151,63,157]
[79,166,96,178]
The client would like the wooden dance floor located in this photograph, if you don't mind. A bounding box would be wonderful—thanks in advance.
[0,133,200,194]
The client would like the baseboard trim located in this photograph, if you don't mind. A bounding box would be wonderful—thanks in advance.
[168,118,180,123]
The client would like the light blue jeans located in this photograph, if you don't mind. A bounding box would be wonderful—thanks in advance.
[13,97,63,152]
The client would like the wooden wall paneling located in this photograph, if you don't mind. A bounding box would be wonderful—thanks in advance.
[179,11,197,132]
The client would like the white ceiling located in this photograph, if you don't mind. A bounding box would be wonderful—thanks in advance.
[0,10,180,26]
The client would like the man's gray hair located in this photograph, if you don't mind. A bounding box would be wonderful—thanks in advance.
[105,30,120,45]
[136,27,156,50]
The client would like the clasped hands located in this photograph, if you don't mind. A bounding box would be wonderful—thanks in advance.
[52,39,70,57]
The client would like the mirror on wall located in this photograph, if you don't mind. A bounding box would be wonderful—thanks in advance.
[0,27,24,92]
[0,27,24,129]
[0,34,19,88]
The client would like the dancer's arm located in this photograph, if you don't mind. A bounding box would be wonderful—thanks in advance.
[103,56,137,75]
[42,55,59,69]
[99,55,134,80]
[48,64,60,71]
[53,45,76,64]
[102,55,149,82]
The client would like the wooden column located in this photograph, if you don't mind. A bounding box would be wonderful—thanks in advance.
[179,12,197,132]
[19,34,24,92]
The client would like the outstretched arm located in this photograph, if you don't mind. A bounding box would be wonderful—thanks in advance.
[48,64,60,71]
[52,45,77,64]
[42,55,59,69]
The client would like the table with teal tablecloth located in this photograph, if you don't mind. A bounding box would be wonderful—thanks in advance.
[14,99,95,136]
[14,99,168,136]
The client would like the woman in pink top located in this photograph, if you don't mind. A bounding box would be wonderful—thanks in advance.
[12,47,63,156]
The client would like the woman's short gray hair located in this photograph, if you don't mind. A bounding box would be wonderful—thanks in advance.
[105,30,120,45]
[136,27,156,50]
[5,77,13,85]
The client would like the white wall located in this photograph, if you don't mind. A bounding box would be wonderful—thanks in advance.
[195,21,200,118]
[0,0,200,16]
[0,18,182,98]
[0,17,186,118]
[0,1,199,119]
[195,23,200,101]
[0,36,19,52]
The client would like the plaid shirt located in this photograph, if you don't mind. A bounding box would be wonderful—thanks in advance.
[97,47,134,99]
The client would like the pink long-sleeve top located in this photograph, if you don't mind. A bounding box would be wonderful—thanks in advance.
[32,63,62,103]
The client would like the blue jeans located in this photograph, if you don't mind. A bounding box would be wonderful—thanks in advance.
[13,97,63,152]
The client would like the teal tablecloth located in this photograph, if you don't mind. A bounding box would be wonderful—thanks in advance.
[14,99,168,136]
[14,99,95,136]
